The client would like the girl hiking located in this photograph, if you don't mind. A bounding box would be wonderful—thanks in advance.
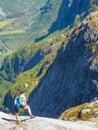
[14,90,35,124]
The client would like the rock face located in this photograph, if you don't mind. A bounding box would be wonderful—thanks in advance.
[3,90,15,113]
[1,49,45,81]
[28,12,98,118]
[60,100,98,121]
[0,111,97,130]
[49,0,92,31]
[2,1,98,118]
[33,0,98,41]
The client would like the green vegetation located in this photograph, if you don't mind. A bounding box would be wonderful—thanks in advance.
[91,4,98,12]
[0,0,33,15]
[90,0,98,12]
[0,0,98,111]
[0,18,15,28]
[0,26,72,107]
[0,52,11,66]
[0,30,25,35]
[60,101,98,121]
[0,0,62,66]
[60,104,87,121]
[0,0,98,66]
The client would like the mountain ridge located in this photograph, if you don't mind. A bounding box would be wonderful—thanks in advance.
[0,0,98,118]
[27,11,98,118]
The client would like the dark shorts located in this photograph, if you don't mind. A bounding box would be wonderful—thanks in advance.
[15,105,24,113]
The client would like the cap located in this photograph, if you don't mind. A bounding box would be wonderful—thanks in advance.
[19,90,26,95]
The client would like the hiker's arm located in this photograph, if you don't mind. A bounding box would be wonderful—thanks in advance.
[14,96,18,105]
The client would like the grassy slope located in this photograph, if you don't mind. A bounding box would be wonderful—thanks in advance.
[60,100,98,121]
[0,0,33,15]
[15,10,98,99]
[0,18,25,66]
[0,0,61,47]
[0,0,62,67]
[0,26,73,107]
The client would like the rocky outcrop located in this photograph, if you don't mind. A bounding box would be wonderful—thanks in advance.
[0,112,97,130]
[49,0,98,32]
[60,100,98,121]
[28,12,98,118]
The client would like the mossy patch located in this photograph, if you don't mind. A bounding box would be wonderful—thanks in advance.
[60,101,98,121]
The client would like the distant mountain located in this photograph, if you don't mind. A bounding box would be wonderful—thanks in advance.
[35,0,98,41]
[0,0,61,51]
[0,0,45,20]
[50,0,90,31]
[0,0,62,66]
[0,0,98,52]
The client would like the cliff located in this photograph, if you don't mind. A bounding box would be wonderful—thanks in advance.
[60,99,98,121]
[28,11,98,118]
[49,0,98,32]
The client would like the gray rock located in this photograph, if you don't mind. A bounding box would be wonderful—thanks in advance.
[0,112,97,130]
[28,16,98,118]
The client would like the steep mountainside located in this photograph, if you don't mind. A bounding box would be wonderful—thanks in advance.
[50,0,98,31]
[0,0,98,54]
[27,11,98,118]
[0,0,98,66]
[1,0,98,114]
[36,0,98,41]
[1,30,66,109]
[49,0,89,32]
[35,0,98,41]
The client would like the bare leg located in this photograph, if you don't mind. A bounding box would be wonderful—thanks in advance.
[25,105,35,118]
[16,113,19,120]
[16,113,21,123]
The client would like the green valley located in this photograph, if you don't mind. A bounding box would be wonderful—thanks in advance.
[0,0,62,69]
[0,28,70,108]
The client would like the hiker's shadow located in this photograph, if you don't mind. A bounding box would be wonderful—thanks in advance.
[2,117,31,122]
[2,117,16,122]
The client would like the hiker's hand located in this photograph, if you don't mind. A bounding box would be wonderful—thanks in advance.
[20,100,26,106]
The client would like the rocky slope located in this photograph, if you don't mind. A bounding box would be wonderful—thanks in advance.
[0,111,97,130]
[60,100,98,121]
[27,11,98,118]
[50,0,98,31]
[1,0,98,117]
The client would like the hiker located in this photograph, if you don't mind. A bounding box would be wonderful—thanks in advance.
[14,90,35,124]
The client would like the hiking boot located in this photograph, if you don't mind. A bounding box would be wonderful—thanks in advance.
[16,120,21,124]
[30,115,35,118]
